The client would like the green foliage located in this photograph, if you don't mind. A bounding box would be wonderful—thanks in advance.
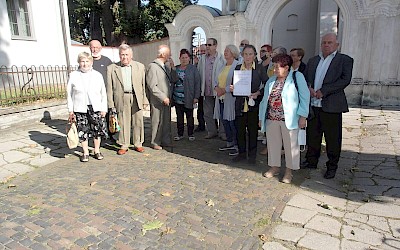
[68,0,197,45]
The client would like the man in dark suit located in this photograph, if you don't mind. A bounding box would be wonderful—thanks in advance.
[302,33,354,179]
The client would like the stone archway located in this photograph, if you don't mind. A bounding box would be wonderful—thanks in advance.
[165,5,217,63]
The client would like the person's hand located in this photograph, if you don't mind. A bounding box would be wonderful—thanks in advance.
[309,87,317,98]
[68,112,75,123]
[100,111,106,117]
[168,58,175,70]
[250,90,260,99]
[315,90,323,99]
[298,116,307,129]
[163,98,170,106]
[258,120,261,128]
[193,98,198,104]
[215,87,225,97]
[229,84,234,93]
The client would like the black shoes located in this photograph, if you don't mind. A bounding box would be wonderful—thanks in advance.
[194,127,205,132]
[324,169,336,179]
[300,161,317,169]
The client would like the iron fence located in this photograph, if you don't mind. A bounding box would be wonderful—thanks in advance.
[0,65,77,107]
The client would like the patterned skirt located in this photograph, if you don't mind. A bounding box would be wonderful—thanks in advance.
[75,105,108,142]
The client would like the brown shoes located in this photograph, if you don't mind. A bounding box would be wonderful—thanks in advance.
[263,166,279,178]
[117,149,128,155]
[152,145,163,150]
[282,169,293,184]
[134,147,145,153]
[259,147,268,155]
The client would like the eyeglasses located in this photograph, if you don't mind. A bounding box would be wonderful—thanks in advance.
[206,44,214,47]
[240,43,249,46]
[260,50,267,53]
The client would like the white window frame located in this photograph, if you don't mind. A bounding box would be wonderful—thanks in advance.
[6,0,35,40]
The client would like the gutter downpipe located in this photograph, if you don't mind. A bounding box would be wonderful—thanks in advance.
[59,0,71,74]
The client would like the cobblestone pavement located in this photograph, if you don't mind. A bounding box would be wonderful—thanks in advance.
[0,110,300,249]
[0,107,399,249]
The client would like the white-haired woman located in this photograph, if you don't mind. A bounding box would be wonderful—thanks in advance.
[214,45,240,156]
[67,52,108,162]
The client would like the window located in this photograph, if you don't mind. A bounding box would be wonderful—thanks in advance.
[287,14,298,31]
[6,0,34,39]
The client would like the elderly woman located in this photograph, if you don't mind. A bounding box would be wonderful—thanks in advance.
[67,52,108,162]
[231,45,268,163]
[172,49,201,141]
[213,45,240,155]
[290,48,306,74]
[259,54,310,183]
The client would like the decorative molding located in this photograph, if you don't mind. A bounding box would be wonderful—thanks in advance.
[353,0,400,19]
[351,78,400,86]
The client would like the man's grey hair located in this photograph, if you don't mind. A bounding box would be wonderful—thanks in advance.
[157,45,170,58]
[119,44,133,53]
[273,46,287,55]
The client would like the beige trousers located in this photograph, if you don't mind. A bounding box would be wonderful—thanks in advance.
[266,120,300,170]
[118,93,144,149]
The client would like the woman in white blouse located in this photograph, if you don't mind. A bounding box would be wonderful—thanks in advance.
[67,52,108,162]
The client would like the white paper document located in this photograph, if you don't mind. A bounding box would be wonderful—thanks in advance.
[233,70,252,96]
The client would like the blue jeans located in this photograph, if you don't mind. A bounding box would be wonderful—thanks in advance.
[220,101,237,145]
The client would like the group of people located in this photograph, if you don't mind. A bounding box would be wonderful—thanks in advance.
[67,32,354,183]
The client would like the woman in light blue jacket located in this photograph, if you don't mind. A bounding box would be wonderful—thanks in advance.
[259,54,310,183]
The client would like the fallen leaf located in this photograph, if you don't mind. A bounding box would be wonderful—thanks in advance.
[142,220,163,235]
[188,175,194,178]
[258,234,267,242]
[143,154,150,157]
[161,227,176,236]
[7,184,16,188]
[205,199,215,207]
[161,192,171,197]
[89,182,97,187]
[351,230,355,235]
[317,203,330,210]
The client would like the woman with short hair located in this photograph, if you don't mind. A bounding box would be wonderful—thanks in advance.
[259,54,310,183]
[231,45,268,163]
[172,49,201,141]
[67,52,108,162]
[214,45,240,155]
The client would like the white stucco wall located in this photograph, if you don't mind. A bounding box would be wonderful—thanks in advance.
[271,0,319,62]
[0,0,69,67]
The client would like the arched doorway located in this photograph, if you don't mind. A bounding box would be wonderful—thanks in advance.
[165,5,219,63]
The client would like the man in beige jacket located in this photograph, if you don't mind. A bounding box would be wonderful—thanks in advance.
[107,44,146,155]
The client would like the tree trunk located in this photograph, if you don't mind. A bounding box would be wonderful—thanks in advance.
[90,11,102,41]
[101,0,113,45]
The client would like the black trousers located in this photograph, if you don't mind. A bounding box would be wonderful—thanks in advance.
[196,96,205,129]
[235,110,258,159]
[306,107,342,170]
[175,104,194,136]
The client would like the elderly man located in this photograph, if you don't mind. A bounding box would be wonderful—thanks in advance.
[238,39,249,64]
[107,44,146,155]
[89,39,112,82]
[146,45,177,150]
[302,33,354,179]
[197,38,226,139]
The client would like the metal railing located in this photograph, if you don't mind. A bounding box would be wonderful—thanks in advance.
[0,65,77,107]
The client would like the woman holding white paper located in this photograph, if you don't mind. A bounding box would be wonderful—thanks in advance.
[259,54,310,183]
[230,45,268,164]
